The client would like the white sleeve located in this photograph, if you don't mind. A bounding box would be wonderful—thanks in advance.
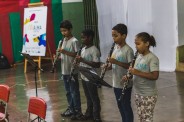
[92,47,100,62]
[72,39,80,53]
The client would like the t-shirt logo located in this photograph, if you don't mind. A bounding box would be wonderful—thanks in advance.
[64,47,71,52]
[136,63,148,70]
[116,57,125,62]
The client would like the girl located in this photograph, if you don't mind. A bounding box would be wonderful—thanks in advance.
[125,32,159,122]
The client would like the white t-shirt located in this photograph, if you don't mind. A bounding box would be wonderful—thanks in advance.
[133,52,159,96]
[60,37,79,75]
[80,45,100,81]
[111,44,134,89]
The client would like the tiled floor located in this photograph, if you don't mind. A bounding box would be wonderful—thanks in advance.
[0,62,184,122]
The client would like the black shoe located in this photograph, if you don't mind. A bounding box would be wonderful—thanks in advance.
[83,114,93,120]
[61,108,73,117]
[70,111,85,120]
[94,118,102,122]
[97,85,101,88]
[84,109,93,118]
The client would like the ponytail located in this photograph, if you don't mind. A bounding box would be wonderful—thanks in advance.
[136,32,156,47]
[150,35,156,47]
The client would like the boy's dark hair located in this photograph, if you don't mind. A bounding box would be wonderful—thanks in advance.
[81,29,94,40]
[60,20,73,29]
[112,23,127,35]
[136,32,156,47]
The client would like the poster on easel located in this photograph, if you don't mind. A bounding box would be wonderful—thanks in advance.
[22,6,47,56]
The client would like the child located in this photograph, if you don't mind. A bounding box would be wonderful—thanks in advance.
[76,29,102,122]
[59,20,83,120]
[125,32,159,122]
[107,23,134,122]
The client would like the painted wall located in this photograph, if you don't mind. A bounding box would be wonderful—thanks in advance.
[62,1,84,42]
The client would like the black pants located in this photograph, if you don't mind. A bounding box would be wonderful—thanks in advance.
[82,79,101,119]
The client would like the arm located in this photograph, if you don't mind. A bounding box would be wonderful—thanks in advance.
[108,57,130,69]
[129,67,159,80]
[60,49,77,57]
[76,47,101,68]
[81,58,100,68]
[108,49,134,69]
[76,56,100,68]
[129,54,159,80]
[59,39,79,57]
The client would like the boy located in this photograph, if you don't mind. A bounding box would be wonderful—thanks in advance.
[76,29,102,122]
[107,23,134,122]
[58,20,83,119]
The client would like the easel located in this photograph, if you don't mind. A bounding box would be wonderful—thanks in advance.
[24,56,41,73]
[24,2,53,74]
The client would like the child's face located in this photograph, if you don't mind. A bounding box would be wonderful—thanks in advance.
[112,30,125,44]
[135,37,149,54]
[60,28,72,37]
[81,33,90,45]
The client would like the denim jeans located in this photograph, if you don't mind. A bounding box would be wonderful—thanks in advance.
[114,87,134,122]
[62,74,81,112]
[82,79,101,120]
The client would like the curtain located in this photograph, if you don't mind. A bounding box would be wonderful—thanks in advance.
[0,38,2,53]
[96,0,178,71]
[127,0,152,49]
[0,14,14,64]
[51,0,63,48]
[151,0,178,71]
[43,0,57,55]
[30,0,41,3]
[9,13,23,62]
[96,0,127,61]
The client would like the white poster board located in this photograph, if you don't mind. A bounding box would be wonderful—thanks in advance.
[22,6,47,56]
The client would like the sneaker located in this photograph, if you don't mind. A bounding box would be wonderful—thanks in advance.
[61,108,73,117]
[70,111,85,120]
[94,118,102,122]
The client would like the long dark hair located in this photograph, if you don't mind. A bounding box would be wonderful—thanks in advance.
[136,32,156,47]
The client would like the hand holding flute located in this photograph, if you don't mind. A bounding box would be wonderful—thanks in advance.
[68,45,83,82]
[100,43,115,79]
[50,40,63,73]
[119,51,138,101]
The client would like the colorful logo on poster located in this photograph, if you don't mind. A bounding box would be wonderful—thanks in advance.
[33,33,46,47]
[24,13,35,25]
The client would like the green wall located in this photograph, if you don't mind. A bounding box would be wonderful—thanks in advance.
[62,2,84,42]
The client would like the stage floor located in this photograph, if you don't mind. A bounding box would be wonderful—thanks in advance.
[0,62,184,122]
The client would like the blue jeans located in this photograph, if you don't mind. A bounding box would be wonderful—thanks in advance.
[62,74,81,112]
[114,87,133,122]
